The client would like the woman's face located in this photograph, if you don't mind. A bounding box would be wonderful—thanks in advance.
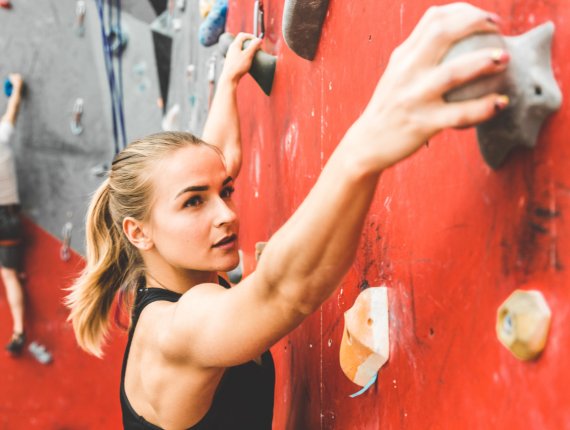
[146,144,240,273]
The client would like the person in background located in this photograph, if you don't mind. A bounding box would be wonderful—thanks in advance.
[67,4,510,429]
[0,73,26,356]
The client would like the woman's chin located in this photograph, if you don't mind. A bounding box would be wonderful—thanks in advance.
[220,254,240,272]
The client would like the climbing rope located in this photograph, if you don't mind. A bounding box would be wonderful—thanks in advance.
[95,0,127,156]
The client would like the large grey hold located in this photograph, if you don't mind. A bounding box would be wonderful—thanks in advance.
[282,0,330,61]
[442,22,562,169]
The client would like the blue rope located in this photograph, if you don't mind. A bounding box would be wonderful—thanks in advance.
[96,0,127,155]
[115,0,127,150]
[96,0,119,155]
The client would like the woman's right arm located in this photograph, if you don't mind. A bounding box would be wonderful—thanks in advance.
[2,74,23,125]
[167,3,510,367]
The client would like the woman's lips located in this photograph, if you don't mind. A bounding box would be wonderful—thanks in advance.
[212,234,237,248]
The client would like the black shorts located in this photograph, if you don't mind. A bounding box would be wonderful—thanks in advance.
[0,205,23,270]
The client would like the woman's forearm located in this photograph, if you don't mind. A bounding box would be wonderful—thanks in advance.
[202,73,243,179]
[202,34,262,179]
[256,125,384,314]
[2,91,22,125]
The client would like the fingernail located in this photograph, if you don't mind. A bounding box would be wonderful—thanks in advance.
[494,95,509,112]
[487,13,501,25]
[491,49,510,65]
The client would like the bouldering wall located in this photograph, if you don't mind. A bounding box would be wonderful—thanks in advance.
[1,0,570,428]
[226,0,570,429]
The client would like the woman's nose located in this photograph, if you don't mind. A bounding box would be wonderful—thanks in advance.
[214,199,237,227]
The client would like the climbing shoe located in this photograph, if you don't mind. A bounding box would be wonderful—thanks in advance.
[6,332,25,356]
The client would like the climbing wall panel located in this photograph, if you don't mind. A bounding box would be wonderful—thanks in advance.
[228,0,570,428]
[0,0,568,428]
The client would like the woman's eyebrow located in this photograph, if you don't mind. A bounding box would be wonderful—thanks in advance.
[176,185,209,199]
[175,177,233,199]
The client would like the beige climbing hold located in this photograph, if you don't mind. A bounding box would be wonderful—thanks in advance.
[255,242,267,261]
[340,286,389,387]
[496,289,551,361]
[199,0,214,18]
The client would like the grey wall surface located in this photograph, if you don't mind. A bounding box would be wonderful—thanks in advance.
[0,1,159,253]
[0,0,224,254]
[167,0,225,136]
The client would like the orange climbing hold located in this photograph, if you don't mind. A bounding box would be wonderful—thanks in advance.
[340,286,390,387]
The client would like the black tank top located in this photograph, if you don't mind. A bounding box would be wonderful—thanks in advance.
[120,278,275,430]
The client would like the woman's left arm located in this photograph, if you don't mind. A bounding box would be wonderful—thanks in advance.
[202,33,262,179]
[2,74,23,126]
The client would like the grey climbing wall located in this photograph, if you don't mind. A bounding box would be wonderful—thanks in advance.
[0,0,224,253]
[0,0,162,252]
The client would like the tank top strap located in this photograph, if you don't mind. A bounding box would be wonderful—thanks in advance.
[133,287,181,321]
[218,276,231,290]
[132,276,229,321]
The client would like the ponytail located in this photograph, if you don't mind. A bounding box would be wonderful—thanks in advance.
[66,179,136,357]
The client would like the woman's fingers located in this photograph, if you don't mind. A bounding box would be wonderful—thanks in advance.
[434,92,509,130]
[230,32,262,60]
[406,3,501,66]
[426,47,510,97]
[243,37,262,58]
[233,32,254,45]
[8,73,22,86]
[226,32,255,57]
[223,32,262,79]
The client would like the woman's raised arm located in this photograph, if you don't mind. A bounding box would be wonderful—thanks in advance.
[201,33,262,179]
[167,3,510,368]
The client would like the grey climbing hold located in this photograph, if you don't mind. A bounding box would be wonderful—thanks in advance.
[282,0,330,61]
[443,22,562,169]
[70,98,84,136]
[218,33,276,96]
[227,249,244,284]
[75,0,86,37]
[28,341,53,364]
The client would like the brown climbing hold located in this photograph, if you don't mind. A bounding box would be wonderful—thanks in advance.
[340,286,389,387]
[496,289,551,361]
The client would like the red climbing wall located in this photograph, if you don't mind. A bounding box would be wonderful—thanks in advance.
[228,0,570,429]
[2,1,569,428]
[0,218,125,429]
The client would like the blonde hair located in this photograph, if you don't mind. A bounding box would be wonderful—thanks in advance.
[66,131,216,357]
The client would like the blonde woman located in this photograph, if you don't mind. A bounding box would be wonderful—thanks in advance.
[67,5,510,429]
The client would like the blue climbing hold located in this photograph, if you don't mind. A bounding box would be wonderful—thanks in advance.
[198,0,228,47]
[3,78,13,97]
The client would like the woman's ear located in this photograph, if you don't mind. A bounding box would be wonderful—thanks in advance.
[123,217,154,251]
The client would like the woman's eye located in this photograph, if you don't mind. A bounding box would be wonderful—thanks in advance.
[221,186,235,199]
[184,196,203,208]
